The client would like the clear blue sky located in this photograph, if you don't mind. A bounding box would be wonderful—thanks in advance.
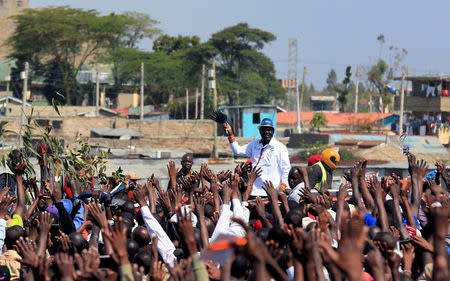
[31,0,450,89]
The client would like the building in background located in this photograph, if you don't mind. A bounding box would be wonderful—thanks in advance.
[394,75,450,119]
[219,105,283,138]
[310,96,337,112]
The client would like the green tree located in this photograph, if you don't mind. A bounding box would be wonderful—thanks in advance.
[310,112,327,132]
[153,34,201,54]
[8,7,132,105]
[325,69,337,95]
[120,11,160,49]
[103,12,160,95]
[209,23,283,105]
[367,59,391,112]
[335,66,352,112]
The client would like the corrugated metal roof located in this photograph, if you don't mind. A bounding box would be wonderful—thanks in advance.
[0,96,32,106]
[278,112,395,125]
[90,128,144,138]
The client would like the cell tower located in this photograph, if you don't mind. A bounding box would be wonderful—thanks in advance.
[288,39,301,132]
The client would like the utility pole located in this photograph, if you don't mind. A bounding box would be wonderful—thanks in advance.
[195,88,199,119]
[19,62,29,147]
[369,94,373,113]
[298,67,307,133]
[354,66,360,113]
[140,62,144,121]
[398,71,406,135]
[200,65,205,120]
[185,88,189,120]
[288,38,299,113]
[5,63,11,94]
[95,67,99,116]
[210,58,219,159]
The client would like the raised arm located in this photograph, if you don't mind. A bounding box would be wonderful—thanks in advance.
[407,153,427,215]
[134,186,176,267]
[224,122,251,157]
[358,160,375,210]
[9,156,27,219]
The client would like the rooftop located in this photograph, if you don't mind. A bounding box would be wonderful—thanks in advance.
[394,74,450,82]
[310,96,336,101]
[277,112,395,125]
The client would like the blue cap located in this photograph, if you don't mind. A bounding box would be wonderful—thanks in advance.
[258,118,274,129]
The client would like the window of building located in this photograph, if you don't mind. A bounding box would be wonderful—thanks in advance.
[17,0,23,7]
[0,0,6,7]
[252,113,260,124]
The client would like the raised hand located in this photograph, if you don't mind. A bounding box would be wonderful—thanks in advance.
[157,189,172,214]
[133,185,148,207]
[15,237,39,267]
[230,173,240,199]
[167,161,178,188]
[202,191,213,205]
[254,196,267,220]
[170,184,184,212]
[39,212,54,236]
[176,209,197,255]
[55,252,75,281]
[8,149,27,175]
[337,183,348,201]
[204,165,217,184]
[298,185,317,204]
[149,174,161,193]
[262,180,278,200]
[282,224,305,261]
[358,159,368,178]
[48,181,62,203]
[0,191,14,219]
[223,122,233,136]
[222,181,232,205]
[87,201,108,230]
[179,174,198,194]
[56,230,71,253]
[74,249,101,279]
[151,260,167,281]
[411,235,434,252]
[401,242,415,277]
[262,180,284,226]
[217,170,231,183]
[103,217,129,265]
[192,193,205,217]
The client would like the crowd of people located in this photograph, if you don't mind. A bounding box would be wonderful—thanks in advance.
[0,117,448,281]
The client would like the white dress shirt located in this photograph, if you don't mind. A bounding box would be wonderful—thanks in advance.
[140,205,176,267]
[230,137,291,196]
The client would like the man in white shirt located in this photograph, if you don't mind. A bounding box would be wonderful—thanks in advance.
[223,118,291,196]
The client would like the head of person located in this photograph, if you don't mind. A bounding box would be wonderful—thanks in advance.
[133,251,152,274]
[180,153,193,173]
[373,232,396,252]
[5,226,24,250]
[321,148,340,171]
[258,118,275,145]
[69,232,88,253]
[132,226,151,248]
[126,173,141,188]
[308,155,321,166]
[288,167,304,189]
